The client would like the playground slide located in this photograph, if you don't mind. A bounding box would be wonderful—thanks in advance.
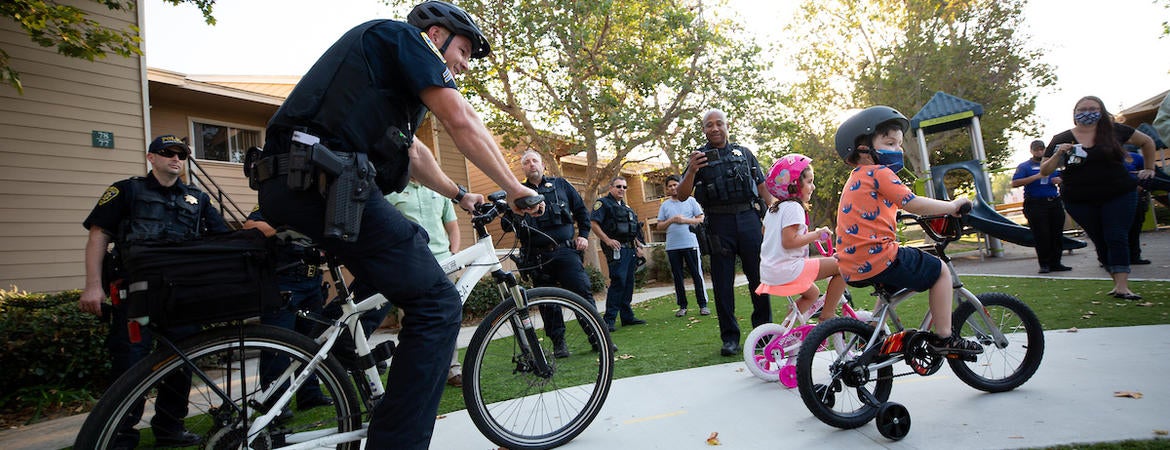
[966,200,1087,251]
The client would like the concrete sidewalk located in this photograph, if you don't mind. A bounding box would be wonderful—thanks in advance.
[2,230,1166,449]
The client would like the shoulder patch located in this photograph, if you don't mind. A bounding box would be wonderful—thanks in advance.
[420,32,447,63]
[98,186,119,205]
[593,200,603,211]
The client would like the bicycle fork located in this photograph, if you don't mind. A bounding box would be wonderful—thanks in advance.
[495,271,554,378]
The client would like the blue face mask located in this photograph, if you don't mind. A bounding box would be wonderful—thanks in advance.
[1074,111,1101,126]
[874,150,904,173]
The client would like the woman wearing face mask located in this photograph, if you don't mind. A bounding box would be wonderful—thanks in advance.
[1012,139,1068,274]
[1041,96,1157,300]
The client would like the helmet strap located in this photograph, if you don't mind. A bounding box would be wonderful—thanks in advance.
[438,33,456,56]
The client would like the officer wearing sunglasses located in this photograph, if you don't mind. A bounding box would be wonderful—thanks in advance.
[79,134,227,448]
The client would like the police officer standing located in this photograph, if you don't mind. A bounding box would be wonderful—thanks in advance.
[504,150,602,358]
[591,176,648,332]
[677,109,774,356]
[251,3,539,448]
[79,135,228,447]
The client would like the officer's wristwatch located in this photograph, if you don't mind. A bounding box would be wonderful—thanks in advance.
[452,184,468,203]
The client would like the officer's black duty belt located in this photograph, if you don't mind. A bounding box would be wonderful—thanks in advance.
[704,203,753,215]
[616,241,637,248]
[252,153,292,183]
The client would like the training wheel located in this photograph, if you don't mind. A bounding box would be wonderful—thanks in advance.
[876,402,911,440]
[778,364,798,389]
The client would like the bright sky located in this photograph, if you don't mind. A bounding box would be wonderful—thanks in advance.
[144,0,1170,163]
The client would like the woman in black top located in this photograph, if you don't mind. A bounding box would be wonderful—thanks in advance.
[1041,96,1156,300]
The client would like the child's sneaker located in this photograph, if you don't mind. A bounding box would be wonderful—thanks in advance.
[927,334,983,355]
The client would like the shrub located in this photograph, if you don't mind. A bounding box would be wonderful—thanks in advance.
[463,278,500,320]
[584,265,607,293]
[0,288,111,406]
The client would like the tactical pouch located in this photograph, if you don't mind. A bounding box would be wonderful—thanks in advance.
[122,229,282,328]
[690,221,725,256]
[370,127,413,194]
[287,139,316,191]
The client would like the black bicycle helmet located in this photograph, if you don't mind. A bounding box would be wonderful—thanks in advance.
[833,106,911,161]
[408,1,491,59]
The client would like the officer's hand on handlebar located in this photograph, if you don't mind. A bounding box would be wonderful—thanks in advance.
[507,186,544,216]
[457,192,485,213]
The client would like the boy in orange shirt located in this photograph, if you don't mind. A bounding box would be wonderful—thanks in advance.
[833,106,980,355]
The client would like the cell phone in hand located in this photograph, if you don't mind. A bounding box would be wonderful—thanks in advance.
[703,149,721,162]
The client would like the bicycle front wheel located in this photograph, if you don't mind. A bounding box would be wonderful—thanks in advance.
[75,324,361,449]
[796,317,891,429]
[463,287,614,450]
[949,292,1044,393]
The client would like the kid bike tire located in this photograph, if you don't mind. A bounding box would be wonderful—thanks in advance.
[463,287,614,450]
[795,317,892,429]
[75,324,361,449]
[743,323,790,381]
[948,292,1045,393]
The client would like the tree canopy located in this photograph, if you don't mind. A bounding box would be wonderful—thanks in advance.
[780,0,1056,228]
[1,0,215,93]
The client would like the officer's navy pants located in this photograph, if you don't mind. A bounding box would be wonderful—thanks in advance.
[603,246,638,325]
[258,272,327,401]
[261,179,460,450]
[533,246,596,340]
[707,210,770,345]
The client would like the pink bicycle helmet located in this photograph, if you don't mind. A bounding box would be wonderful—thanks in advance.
[765,153,813,201]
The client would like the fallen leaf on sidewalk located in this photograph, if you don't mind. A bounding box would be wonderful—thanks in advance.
[1067,327,1078,332]
[706,431,721,445]
[1008,435,1024,439]
[436,414,447,420]
[1154,429,1168,436]
[1114,391,1143,399]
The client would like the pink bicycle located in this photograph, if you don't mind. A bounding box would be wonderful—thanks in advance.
[743,235,867,388]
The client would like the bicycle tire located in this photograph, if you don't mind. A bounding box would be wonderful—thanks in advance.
[948,292,1044,393]
[462,287,614,450]
[75,324,361,449]
[795,317,892,429]
[743,323,790,381]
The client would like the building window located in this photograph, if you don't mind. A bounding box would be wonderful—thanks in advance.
[192,121,261,163]
[643,178,666,201]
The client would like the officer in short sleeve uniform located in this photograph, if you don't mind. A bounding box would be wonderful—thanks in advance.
[677,109,773,356]
[502,151,603,358]
[591,177,647,331]
[80,135,228,447]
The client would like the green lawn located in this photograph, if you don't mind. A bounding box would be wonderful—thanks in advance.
[436,275,1170,414]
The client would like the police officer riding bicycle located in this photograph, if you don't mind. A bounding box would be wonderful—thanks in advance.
[246,2,540,448]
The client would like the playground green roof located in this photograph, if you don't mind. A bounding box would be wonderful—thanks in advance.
[910,91,985,134]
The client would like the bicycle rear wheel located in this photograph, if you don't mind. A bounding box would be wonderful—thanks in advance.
[463,287,614,450]
[75,324,361,449]
[948,292,1044,393]
[795,317,892,429]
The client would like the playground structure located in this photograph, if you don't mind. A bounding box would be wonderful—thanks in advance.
[908,92,1088,255]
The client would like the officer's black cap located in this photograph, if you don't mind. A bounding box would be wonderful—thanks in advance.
[148,135,191,157]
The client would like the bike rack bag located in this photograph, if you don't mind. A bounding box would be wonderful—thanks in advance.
[122,229,283,327]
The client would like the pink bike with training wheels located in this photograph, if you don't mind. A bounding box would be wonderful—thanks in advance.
[743,235,869,388]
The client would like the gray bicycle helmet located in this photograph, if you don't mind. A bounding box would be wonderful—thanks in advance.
[833,106,911,161]
[408,1,491,59]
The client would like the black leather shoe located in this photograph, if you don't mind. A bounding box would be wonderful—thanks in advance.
[622,318,647,326]
[1051,265,1073,271]
[1133,258,1152,265]
[1037,266,1050,274]
[607,323,616,332]
[154,430,202,448]
[553,339,571,358]
[297,394,335,411]
[720,341,740,356]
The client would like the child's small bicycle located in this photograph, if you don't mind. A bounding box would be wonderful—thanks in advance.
[795,208,1044,440]
[743,234,864,388]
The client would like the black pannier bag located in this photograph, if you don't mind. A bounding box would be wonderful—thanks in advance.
[122,229,283,328]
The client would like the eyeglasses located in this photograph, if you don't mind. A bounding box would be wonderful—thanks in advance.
[155,149,189,160]
[613,185,628,189]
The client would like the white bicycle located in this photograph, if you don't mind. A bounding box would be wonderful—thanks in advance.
[76,192,615,450]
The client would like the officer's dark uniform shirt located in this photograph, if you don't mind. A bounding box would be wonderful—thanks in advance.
[591,194,642,246]
[685,143,766,209]
[266,19,457,156]
[83,172,229,242]
[505,176,590,248]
